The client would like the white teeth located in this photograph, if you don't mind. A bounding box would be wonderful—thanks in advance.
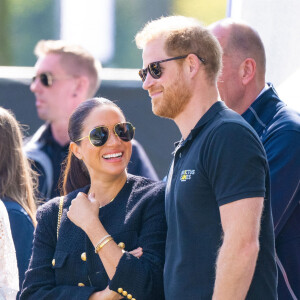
[103,152,122,159]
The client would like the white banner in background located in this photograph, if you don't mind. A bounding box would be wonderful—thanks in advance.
[60,0,115,63]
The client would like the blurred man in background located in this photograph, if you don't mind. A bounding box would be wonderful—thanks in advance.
[210,19,300,299]
[26,40,158,201]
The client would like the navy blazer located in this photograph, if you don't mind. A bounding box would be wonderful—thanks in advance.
[20,175,166,300]
[2,197,34,293]
[242,83,300,299]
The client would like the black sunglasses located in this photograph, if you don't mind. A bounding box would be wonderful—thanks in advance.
[31,72,54,87]
[138,54,206,82]
[75,122,135,147]
[32,72,73,87]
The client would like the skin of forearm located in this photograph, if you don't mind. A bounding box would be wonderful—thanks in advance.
[89,288,122,300]
[84,218,123,280]
[212,237,259,300]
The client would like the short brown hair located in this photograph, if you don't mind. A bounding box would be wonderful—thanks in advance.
[34,40,102,97]
[135,16,222,84]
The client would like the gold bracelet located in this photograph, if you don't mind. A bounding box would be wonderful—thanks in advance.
[95,235,110,253]
[95,236,114,253]
[94,234,111,251]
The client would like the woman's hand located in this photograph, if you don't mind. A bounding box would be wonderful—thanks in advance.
[67,192,100,232]
[89,287,122,300]
[129,247,143,258]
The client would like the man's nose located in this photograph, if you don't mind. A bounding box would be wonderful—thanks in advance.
[30,77,40,93]
[142,71,155,91]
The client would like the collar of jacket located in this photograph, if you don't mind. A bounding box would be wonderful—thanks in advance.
[242,83,286,136]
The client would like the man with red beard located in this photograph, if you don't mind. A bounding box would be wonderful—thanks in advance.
[26,40,159,201]
[135,16,277,300]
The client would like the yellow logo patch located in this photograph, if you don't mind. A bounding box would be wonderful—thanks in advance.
[180,169,195,182]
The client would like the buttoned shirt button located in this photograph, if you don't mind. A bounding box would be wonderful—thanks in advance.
[132,298,136,300]
[122,290,128,296]
[78,283,85,287]
[117,288,123,294]
[81,252,87,261]
[118,242,125,249]
[127,294,133,299]
[52,259,55,266]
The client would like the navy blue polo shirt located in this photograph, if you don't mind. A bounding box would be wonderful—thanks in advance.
[164,101,277,300]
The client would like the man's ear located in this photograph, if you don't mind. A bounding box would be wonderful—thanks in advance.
[73,76,89,98]
[70,141,83,160]
[239,58,256,85]
[186,53,201,78]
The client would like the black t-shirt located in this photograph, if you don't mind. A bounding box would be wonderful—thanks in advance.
[33,126,69,200]
[164,101,277,300]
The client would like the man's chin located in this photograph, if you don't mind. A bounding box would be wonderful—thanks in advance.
[152,106,174,120]
[37,111,48,121]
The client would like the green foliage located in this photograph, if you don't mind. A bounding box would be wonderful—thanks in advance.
[113,0,143,68]
[113,0,171,68]
[0,0,12,65]
[112,0,226,68]
[7,0,58,66]
[0,0,226,67]
[173,0,227,25]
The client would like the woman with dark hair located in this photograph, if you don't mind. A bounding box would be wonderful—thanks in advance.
[20,97,166,300]
[0,107,37,293]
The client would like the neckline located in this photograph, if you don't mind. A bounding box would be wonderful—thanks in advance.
[97,176,132,210]
[100,197,115,209]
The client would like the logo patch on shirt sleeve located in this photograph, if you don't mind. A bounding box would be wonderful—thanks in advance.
[180,169,195,182]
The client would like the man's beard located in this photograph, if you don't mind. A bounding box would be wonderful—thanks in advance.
[152,74,192,119]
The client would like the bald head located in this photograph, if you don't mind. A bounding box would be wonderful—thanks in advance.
[209,19,266,114]
[210,18,266,79]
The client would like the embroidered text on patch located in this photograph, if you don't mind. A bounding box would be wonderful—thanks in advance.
[180,170,195,182]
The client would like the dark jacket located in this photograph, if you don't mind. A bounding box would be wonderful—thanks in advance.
[2,197,34,293]
[20,175,166,300]
[25,124,159,201]
[242,83,300,299]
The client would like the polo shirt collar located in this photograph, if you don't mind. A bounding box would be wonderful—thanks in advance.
[242,83,285,136]
[174,101,228,149]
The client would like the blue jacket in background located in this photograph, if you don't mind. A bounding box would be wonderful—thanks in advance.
[2,197,34,294]
[242,83,300,300]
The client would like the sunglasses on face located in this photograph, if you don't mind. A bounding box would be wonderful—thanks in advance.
[75,122,135,147]
[138,54,206,82]
[32,72,73,87]
[31,72,54,87]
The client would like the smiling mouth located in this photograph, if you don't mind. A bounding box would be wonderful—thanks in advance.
[102,152,123,159]
[150,91,162,98]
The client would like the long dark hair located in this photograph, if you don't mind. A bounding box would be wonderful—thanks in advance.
[0,107,37,226]
[62,97,124,195]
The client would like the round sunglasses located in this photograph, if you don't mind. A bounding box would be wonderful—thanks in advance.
[75,122,135,147]
[138,54,206,82]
